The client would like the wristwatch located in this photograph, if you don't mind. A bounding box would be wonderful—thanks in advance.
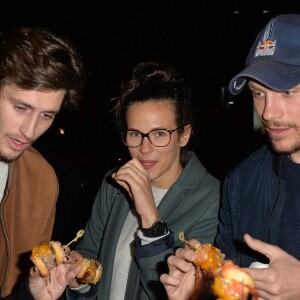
[140,220,169,238]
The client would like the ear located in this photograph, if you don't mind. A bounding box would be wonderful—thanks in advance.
[179,124,192,147]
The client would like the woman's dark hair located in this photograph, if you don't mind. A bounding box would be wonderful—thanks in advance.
[0,27,84,108]
[113,61,194,165]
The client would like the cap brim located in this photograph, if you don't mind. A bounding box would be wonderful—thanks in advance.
[229,60,300,95]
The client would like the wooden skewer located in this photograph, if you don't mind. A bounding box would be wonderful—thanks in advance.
[63,229,85,250]
[179,231,197,250]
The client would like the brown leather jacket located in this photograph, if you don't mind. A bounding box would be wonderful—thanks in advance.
[0,147,59,297]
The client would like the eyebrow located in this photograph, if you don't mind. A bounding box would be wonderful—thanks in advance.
[127,127,173,131]
[9,97,60,114]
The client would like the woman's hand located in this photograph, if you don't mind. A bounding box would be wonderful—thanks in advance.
[160,240,201,300]
[29,262,81,300]
[112,158,159,227]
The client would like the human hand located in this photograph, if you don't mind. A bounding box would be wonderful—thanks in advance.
[244,233,300,300]
[112,158,159,227]
[66,250,84,288]
[29,261,81,300]
[160,239,203,300]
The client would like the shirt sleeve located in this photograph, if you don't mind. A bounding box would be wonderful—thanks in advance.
[134,230,175,259]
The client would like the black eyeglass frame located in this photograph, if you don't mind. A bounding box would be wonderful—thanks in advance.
[121,127,180,148]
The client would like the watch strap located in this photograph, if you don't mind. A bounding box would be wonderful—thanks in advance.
[140,220,169,238]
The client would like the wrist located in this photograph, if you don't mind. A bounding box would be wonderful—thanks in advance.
[140,220,169,237]
[25,278,36,300]
[141,213,160,228]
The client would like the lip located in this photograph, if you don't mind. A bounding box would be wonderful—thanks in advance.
[7,137,31,152]
[266,127,291,138]
[139,160,157,169]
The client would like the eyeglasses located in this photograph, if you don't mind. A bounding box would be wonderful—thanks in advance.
[122,128,180,148]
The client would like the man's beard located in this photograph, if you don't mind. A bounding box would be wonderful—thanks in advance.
[263,120,300,155]
[0,151,22,163]
[269,135,300,155]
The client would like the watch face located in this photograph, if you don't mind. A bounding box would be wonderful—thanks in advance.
[154,221,168,236]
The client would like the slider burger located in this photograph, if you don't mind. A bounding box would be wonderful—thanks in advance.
[30,241,64,277]
[30,241,103,284]
[76,258,103,284]
[30,240,103,285]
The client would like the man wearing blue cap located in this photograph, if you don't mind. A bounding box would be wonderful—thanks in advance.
[160,14,300,299]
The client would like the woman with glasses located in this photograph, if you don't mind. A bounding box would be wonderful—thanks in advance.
[66,61,220,300]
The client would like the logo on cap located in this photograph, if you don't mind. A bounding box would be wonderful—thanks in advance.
[254,20,277,58]
[255,39,276,57]
[233,79,247,91]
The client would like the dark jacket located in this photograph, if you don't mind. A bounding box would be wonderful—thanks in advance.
[0,147,59,297]
[0,279,34,300]
[1,278,67,300]
[66,151,220,300]
[215,144,285,267]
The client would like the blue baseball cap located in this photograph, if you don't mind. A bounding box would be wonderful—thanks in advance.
[229,14,300,95]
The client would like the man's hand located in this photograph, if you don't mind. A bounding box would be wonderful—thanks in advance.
[244,233,300,300]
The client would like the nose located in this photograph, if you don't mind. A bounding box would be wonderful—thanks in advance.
[260,93,283,121]
[139,135,153,153]
[20,115,38,139]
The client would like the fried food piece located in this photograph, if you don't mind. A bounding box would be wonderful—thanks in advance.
[194,243,223,276]
[179,232,258,300]
[211,260,258,300]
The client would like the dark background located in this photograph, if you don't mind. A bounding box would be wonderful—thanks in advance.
[2,1,300,242]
